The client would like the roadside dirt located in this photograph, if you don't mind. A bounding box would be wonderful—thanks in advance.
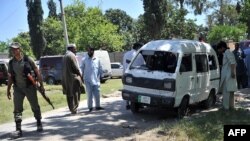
[114,89,250,141]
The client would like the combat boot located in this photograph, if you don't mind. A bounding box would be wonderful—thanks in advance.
[10,122,22,139]
[37,120,43,132]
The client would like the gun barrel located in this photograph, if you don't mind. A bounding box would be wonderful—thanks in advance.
[38,86,55,109]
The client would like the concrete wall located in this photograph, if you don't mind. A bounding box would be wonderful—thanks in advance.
[109,52,125,63]
[0,53,8,59]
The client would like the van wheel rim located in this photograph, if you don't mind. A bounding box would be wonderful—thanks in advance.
[47,78,54,85]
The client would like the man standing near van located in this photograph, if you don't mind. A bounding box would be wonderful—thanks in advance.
[6,42,44,139]
[81,47,104,112]
[62,44,83,114]
[122,42,143,73]
[233,43,248,89]
[122,42,143,109]
[217,41,237,110]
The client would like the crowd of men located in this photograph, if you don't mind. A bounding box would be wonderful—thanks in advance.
[5,39,250,139]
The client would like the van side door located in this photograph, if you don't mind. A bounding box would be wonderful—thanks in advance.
[194,54,210,102]
[177,54,196,105]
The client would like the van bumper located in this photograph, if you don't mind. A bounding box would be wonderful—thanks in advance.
[122,89,175,108]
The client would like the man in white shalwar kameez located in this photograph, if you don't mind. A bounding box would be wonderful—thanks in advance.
[217,41,238,110]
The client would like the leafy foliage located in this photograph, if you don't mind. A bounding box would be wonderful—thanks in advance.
[207,24,247,44]
[11,32,34,58]
[64,1,124,52]
[42,18,65,55]
[105,9,134,50]
[207,1,239,26]
[131,15,149,44]
[26,0,46,59]
[239,0,250,38]
[47,0,57,18]
[0,41,8,53]
[143,0,168,40]
[141,0,197,41]
[105,9,133,33]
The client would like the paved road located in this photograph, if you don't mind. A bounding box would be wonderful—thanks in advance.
[0,92,175,141]
[0,90,249,141]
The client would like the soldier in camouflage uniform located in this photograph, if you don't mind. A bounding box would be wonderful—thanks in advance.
[6,42,45,139]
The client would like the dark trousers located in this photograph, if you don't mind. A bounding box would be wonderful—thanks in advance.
[237,74,248,89]
[13,85,41,122]
[66,82,81,113]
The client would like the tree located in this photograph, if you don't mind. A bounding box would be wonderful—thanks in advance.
[26,0,46,59]
[47,0,57,18]
[238,0,250,38]
[206,0,239,26]
[207,24,247,44]
[64,1,124,52]
[105,9,133,33]
[42,18,64,55]
[185,0,211,15]
[11,32,34,58]
[105,9,134,50]
[0,41,8,53]
[131,15,149,44]
[143,0,168,40]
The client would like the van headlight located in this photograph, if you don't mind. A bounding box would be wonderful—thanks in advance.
[126,77,133,83]
[163,79,175,91]
[163,82,172,89]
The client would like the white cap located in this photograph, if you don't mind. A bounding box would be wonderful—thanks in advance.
[67,43,76,49]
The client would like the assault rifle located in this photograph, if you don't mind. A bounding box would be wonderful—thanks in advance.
[27,74,55,109]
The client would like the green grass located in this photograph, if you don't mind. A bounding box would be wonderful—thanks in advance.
[0,79,122,124]
[159,109,250,141]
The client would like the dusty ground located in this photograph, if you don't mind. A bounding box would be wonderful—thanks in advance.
[0,89,249,141]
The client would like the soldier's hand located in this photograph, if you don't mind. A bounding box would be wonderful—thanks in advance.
[7,91,11,100]
[40,85,45,93]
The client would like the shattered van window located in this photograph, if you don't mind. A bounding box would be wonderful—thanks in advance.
[130,50,178,73]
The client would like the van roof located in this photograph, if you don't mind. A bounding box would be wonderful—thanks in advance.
[141,40,215,54]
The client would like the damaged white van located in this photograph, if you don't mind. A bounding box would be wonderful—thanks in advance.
[122,40,220,118]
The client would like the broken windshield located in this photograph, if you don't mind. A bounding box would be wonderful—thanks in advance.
[130,50,178,73]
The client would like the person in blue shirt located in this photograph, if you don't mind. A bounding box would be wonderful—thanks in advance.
[81,47,104,112]
[233,43,248,89]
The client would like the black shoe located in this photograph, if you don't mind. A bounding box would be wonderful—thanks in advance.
[95,107,104,110]
[126,105,131,110]
[10,130,22,139]
[71,110,77,115]
[37,124,43,132]
[89,108,93,112]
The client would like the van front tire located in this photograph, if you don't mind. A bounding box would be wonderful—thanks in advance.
[203,91,216,109]
[177,97,189,119]
[130,102,139,114]
[47,77,55,85]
